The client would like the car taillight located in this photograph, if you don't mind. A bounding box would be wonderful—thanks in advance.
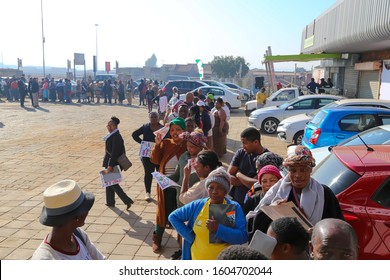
[309,128,321,145]
[343,212,359,221]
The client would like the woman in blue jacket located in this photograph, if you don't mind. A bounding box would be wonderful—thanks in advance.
[169,167,248,260]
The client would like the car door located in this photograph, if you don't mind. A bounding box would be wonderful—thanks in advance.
[334,114,376,144]
[283,98,315,119]
[366,177,390,257]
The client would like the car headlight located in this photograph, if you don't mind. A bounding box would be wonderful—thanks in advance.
[281,123,291,129]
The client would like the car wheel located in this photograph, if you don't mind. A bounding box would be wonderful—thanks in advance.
[293,131,304,145]
[242,94,249,101]
[225,102,232,110]
[261,118,279,134]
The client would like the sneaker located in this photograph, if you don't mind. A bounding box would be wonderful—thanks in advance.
[145,193,151,201]
[170,249,182,260]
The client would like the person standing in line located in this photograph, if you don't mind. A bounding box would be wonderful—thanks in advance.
[117,80,125,105]
[310,218,358,260]
[103,116,134,210]
[31,179,105,260]
[212,97,229,157]
[41,78,49,101]
[132,111,163,201]
[145,83,155,113]
[49,78,57,102]
[126,79,133,105]
[150,117,188,253]
[256,87,267,109]
[27,77,34,105]
[18,76,27,107]
[138,79,146,106]
[31,77,40,108]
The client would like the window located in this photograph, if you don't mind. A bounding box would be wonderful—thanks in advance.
[379,115,390,125]
[338,114,363,132]
[371,178,390,208]
[292,99,314,110]
[275,90,295,101]
[318,98,337,107]
[210,88,224,96]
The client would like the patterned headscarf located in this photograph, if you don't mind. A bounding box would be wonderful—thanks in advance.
[180,129,207,147]
[256,152,284,169]
[283,145,316,167]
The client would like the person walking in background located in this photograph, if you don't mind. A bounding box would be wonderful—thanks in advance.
[132,112,163,201]
[138,79,146,106]
[145,83,155,113]
[126,79,133,105]
[31,77,40,108]
[103,116,134,210]
[256,87,267,109]
[117,80,125,105]
[32,179,105,260]
[18,76,27,107]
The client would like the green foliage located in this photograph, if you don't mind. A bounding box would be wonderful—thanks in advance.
[145,54,157,67]
[210,56,250,78]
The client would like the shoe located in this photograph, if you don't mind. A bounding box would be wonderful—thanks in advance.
[170,249,182,260]
[126,199,134,210]
[105,203,115,207]
[145,193,151,201]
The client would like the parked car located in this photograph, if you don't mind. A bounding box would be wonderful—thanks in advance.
[311,124,390,165]
[162,80,208,101]
[180,86,241,109]
[248,94,341,134]
[277,98,390,145]
[223,82,252,101]
[201,80,242,98]
[302,107,390,149]
[245,87,302,116]
[311,144,390,259]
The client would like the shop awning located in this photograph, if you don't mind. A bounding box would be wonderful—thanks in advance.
[263,53,342,63]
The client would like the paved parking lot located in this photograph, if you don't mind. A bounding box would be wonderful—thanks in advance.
[0,100,287,260]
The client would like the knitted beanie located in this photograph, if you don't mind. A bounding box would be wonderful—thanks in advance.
[205,167,231,194]
[258,165,282,183]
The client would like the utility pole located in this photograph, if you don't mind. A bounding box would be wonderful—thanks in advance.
[41,0,46,78]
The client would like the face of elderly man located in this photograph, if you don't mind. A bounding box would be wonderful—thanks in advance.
[287,164,312,192]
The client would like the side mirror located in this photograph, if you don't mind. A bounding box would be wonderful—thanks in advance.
[287,106,294,110]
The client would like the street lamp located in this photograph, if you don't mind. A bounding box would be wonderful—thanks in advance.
[41,0,46,78]
[95,24,98,78]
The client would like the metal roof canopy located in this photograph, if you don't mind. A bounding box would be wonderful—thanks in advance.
[263,53,341,63]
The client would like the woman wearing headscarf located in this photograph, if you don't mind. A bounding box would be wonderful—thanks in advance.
[103,116,134,209]
[169,167,248,260]
[32,180,105,260]
[212,97,229,157]
[150,117,187,253]
[132,111,164,201]
[250,145,344,235]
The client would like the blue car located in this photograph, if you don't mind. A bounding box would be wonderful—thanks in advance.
[302,106,390,149]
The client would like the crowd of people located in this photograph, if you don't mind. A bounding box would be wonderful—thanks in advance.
[29,85,358,261]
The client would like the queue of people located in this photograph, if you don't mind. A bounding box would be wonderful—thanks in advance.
[30,90,358,261]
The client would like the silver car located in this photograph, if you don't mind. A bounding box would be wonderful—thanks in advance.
[248,95,342,134]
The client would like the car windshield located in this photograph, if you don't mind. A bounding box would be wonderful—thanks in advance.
[279,97,300,109]
[338,125,390,146]
[309,110,327,126]
[312,153,360,195]
[307,101,338,117]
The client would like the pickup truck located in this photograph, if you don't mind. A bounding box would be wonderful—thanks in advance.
[244,88,302,116]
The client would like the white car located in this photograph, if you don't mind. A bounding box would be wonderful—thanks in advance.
[183,86,241,109]
[277,98,390,145]
[201,80,243,99]
[223,82,252,101]
[248,95,341,134]
[312,124,390,165]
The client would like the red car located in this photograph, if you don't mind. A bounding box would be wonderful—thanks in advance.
[311,145,390,259]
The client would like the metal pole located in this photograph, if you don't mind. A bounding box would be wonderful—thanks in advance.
[95,24,98,76]
[41,0,46,78]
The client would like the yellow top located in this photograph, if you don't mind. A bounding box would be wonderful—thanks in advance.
[256,91,267,104]
[191,199,229,260]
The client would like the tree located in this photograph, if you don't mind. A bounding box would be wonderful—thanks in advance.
[145,54,157,67]
[210,55,250,78]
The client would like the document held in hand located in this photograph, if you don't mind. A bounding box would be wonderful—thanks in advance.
[139,141,154,158]
[261,201,313,230]
[99,165,123,188]
[151,172,181,190]
[209,204,236,244]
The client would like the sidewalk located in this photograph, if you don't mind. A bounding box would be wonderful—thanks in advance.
[0,100,287,260]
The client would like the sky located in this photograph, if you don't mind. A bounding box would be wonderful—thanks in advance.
[0,0,338,71]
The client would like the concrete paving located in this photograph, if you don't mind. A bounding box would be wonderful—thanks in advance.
[0,99,288,260]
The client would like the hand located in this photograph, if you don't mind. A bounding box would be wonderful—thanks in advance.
[270,199,287,206]
[184,162,191,176]
[155,133,162,145]
[230,175,241,186]
[206,216,219,233]
[106,166,113,173]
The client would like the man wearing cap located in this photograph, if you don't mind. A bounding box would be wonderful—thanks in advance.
[32,180,105,260]
[195,100,212,138]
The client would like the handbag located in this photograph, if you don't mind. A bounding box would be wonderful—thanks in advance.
[117,153,132,171]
